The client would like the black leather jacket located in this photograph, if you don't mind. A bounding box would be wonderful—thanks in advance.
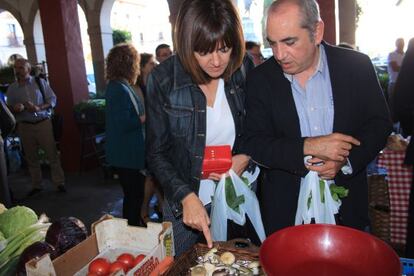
[146,55,254,217]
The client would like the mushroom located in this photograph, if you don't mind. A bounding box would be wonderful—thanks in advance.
[248,261,260,269]
[219,251,236,265]
[203,262,216,276]
[191,265,207,276]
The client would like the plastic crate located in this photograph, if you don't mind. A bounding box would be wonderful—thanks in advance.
[401,258,414,275]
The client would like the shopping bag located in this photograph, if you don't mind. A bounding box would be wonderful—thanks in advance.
[210,168,266,242]
[295,171,341,225]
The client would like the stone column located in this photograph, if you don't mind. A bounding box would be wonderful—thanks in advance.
[338,0,356,46]
[38,0,89,171]
[167,0,184,44]
[87,25,107,96]
[84,0,114,95]
[86,20,111,95]
[317,0,337,45]
[22,35,38,65]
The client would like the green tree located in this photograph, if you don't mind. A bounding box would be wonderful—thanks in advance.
[112,29,132,45]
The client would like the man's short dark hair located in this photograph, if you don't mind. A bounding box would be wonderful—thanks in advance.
[245,41,260,50]
[155,44,170,57]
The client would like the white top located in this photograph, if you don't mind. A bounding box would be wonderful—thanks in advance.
[199,78,235,205]
[387,50,404,83]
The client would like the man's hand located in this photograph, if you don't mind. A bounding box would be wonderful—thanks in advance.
[306,157,346,180]
[230,154,250,176]
[13,103,24,113]
[304,133,360,162]
[181,193,213,248]
[24,101,40,112]
[208,154,250,181]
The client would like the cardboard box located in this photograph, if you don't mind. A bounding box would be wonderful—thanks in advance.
[26,218,174,276]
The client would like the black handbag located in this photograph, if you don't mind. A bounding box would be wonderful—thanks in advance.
[0,100,15,138]
[35,77,63,142]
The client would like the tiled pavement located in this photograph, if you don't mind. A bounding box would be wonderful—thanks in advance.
[7,167,123,233]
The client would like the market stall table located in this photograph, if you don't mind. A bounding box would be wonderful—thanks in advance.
[377,149,412,245]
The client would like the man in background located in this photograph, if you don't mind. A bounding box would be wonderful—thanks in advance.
[155,44,172,64]
[6,58,65,196]
[245,41,264,66]
[387,37,405,120]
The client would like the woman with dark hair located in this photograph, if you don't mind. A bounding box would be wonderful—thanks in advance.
[105,43,145,226]
[137,53,156,94]
[146,0,255,255]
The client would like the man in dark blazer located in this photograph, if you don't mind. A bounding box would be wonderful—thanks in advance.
[243,0,392,236]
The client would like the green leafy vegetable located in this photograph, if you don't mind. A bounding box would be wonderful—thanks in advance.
[225,177,245,213]
[0,206,38,238]
[307,181,349,209]
[0,221,50,269]
[329,184,349,201]
[0,255,19,276]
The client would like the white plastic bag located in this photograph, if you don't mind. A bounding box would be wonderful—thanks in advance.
[210,168,266,242]
[295,171,341,225]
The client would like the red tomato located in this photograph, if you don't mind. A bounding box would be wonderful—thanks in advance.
[109,261,128,274]
[117,253,135,269]
[133,254,146,266]
[88,258,111,276]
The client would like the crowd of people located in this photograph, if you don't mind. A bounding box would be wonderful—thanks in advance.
[1,0,413,258]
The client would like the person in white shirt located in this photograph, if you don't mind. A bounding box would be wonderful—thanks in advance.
[387,37,405,120]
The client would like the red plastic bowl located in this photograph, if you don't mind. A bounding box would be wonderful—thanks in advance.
[260,224,401,276]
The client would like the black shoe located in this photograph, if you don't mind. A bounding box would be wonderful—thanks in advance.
[27,188,43,197]
[57,185,66,193]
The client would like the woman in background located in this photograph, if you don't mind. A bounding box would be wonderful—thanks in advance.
[134,53,164,224]
[105,43,145,226]
[137,53,156,94]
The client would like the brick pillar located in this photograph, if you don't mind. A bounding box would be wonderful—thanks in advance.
[38,0,89,171]
[317,0,337,45]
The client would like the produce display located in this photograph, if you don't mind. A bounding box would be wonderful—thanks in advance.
[0,203,89,276]
[0,206,38,239]
[88,252,159,276]
[189,248,261,276]
[45,216,88,256]
[16,241,57,275]
[81,249,174,276]
[88,257,111,275]
[87,253,148,275]
[0,205,50,275]
[117,253,135,270]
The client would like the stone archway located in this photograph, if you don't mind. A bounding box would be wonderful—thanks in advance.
[76,0,114,95]
[32,11,45,64]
